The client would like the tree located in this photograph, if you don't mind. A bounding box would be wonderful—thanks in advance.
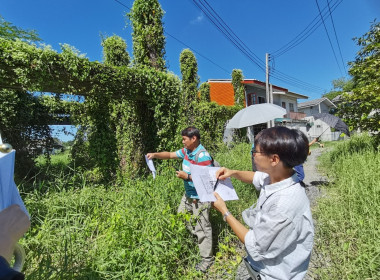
[101,35,130,67]
[340,21,380,133]
[0,15,41,42]
[180,49,199,102]
[323,77,354,101]
[231,69,244,106]
[128,0,166,70]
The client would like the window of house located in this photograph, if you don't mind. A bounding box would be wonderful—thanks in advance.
[258,96,266,104]
[250,93,256,105]
[281,102,286,109]
[289,103,294,112]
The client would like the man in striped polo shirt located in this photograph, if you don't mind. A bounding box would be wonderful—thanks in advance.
[146,127,214,272]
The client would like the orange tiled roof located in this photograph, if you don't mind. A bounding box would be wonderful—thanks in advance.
[209,81,235,106]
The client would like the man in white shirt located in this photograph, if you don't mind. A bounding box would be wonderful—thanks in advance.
[213,127,314,280]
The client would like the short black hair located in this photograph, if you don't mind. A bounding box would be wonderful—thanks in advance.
[181,126,201,140]
[254,126,309,168]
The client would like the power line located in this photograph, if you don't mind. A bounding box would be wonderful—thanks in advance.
[165,32,230,74]
[201,0,265,69]
[271,0,343,58]
[315,0,343,75]
[326,0,347,73]
[191,0,326,93]
[191,0,266,72]
[112,0,230,74]
[112,0,327,94]
[113,0,130,9]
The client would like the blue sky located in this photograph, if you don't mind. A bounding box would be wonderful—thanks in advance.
[2,0,379,141]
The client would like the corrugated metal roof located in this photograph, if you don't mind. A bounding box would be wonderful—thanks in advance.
[297,97,336,109]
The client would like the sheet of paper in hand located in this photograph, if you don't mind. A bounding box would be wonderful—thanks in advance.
[190,164,239,202]
[145,155,156,179]
[0,150,29,217]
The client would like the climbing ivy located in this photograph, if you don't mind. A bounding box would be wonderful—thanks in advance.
[0,3,242,180]
[179,49,199,124]
[0,38,181,179]
[101,35,130,67]
[232,69,245,106]
[128,0,166,70]
[0,15,41,42]
[199,82,210,102]
[0,89,54,178]
[192,102,241,152]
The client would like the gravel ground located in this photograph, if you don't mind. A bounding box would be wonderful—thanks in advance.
[303,148,330,280]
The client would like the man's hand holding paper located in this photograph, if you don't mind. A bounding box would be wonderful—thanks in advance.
[190,164,239,202]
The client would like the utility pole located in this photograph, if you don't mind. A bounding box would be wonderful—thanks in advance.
[266,53,270,128]
[270,84,274,127]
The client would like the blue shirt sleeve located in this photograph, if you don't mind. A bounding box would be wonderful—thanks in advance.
[175,148,185,159]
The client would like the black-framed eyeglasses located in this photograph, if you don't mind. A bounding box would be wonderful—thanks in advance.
[251,149,265,157]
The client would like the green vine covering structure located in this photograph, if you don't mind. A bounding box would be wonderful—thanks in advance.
[232,69,245,106]
[128,0,166,70]
[0,0,242,180]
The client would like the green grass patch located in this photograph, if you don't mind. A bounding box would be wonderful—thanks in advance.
[313,133,380,279]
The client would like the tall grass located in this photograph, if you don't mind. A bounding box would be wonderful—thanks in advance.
[314,133,380,279]
[19,143,258,279]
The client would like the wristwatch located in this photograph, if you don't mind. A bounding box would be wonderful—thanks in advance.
[223,211,231,222]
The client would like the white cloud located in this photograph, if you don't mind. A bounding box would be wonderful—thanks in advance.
[190,13,204,24]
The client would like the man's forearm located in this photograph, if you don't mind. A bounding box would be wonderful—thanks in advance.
[152,152,175,159]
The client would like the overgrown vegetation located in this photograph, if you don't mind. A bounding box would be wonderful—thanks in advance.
[2,3,379,279]
[20,143,256,279]
[231,69,244,106]
[313,133,380,279]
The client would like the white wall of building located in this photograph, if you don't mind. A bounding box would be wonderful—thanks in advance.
[298,102,331,116]
[273,95,299,112]
[300,116,345,141]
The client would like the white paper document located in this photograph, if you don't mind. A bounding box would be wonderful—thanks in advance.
[190,164,239,202]
[145,155,156,179]
[0,150,30,218]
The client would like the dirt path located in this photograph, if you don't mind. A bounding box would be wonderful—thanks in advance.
[303,148,329,280]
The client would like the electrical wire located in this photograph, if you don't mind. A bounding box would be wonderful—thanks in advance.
[191,0,266,72]
[191,0,326,93]
[271,0,343,58]
[112,0,327,94]
[314,0,343,75]
[111,0,230,73]
[165,32,230,74]
[326,0,347,73]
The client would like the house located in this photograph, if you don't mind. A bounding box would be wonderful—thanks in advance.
[297,97,336,116]
[209,79,308,120]
[296,98,346,141]
[208,79,310,140]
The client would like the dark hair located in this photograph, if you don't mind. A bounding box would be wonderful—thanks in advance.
[181,127,201,140]
[254,126,309,168]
